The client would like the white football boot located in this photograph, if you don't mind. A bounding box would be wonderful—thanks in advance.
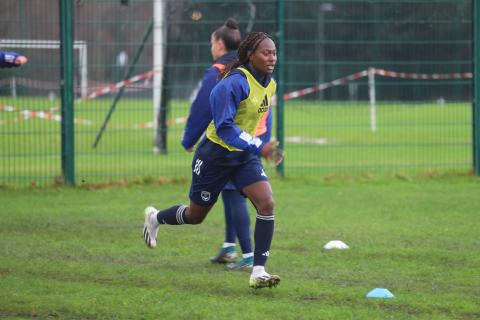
[249,268,281,289]
[143,206,160,248]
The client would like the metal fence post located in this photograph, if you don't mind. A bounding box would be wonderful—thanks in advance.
[474,0,480,176]
[276,0,285,177]
[60,0,75,185]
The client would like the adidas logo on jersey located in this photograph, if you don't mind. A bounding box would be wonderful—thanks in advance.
[258,94,269,113]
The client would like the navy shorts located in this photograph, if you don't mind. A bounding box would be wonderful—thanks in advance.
[223,132,267,192]
[189,139,268,206]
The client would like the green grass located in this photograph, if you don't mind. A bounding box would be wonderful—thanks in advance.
[0,97,473,186]
[1,175,479,319]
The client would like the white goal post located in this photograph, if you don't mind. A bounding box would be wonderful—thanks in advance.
[0,39,88,99]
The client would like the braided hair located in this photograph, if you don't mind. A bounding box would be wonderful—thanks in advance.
[223,32,274,76]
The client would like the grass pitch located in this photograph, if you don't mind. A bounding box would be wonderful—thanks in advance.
[1,175,479,319]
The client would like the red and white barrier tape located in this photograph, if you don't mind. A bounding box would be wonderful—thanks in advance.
[83,68,161,101]
[372,68,472,80]
[277,67,472,101]
[2,67,471,127]
[0,103,185,128]
[0,104,92,125]
[281,70,369,101]
[2,67,471,102]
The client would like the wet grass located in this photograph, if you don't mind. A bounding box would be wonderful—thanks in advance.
[1,175,479,319]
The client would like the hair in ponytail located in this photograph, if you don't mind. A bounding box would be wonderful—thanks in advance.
[212,17,241,51]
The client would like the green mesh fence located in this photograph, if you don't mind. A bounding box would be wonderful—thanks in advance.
[282,0,472,175]
[0,0,473,187]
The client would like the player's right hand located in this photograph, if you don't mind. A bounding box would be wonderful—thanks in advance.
[261,141,284,166]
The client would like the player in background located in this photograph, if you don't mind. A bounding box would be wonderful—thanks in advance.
[182,18,273,271]
[0,51,28,68]
[143,32,283,288]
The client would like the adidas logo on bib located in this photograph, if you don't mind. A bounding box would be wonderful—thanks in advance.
[258,94,269,113]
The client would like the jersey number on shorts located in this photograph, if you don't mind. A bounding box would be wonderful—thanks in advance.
[193,159,203,175]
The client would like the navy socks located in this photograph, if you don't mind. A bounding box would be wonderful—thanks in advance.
[253,214,274,266]
[222,190,253,254]
[156,205,188,225]
[221,191,236,243]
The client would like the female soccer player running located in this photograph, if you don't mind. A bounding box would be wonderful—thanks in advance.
[143,32,282,289]
[182,18,273,271]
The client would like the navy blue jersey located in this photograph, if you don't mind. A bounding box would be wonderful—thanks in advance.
[0,51,21,68]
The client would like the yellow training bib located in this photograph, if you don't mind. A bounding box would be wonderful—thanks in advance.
[206,67,276,151]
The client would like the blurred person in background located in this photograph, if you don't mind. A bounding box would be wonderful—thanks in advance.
[0,51,27,68]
